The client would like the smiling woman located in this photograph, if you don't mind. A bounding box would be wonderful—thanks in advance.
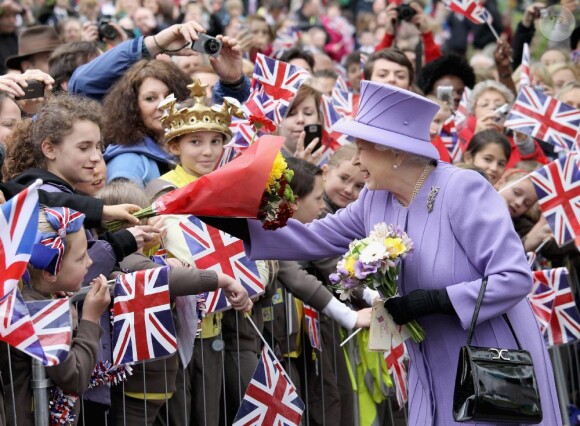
[102,60,191,188]
[206,80,563,425]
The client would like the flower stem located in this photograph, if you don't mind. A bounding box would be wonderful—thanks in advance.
[106,206,155,232]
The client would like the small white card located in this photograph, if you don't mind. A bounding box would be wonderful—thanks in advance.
[369,299,402,351]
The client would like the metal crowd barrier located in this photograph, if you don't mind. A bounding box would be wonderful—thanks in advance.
[8,272,580,426]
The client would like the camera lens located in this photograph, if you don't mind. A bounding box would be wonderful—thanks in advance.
[99,22,117,40]
[397,4,416,22]
[204,39,220,55]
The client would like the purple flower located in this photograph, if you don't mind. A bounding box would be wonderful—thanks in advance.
[342,277,359,289]
[329,273,341,285]
[354,260,378,279]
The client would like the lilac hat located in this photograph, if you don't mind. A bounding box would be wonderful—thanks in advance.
[332,81,441,160]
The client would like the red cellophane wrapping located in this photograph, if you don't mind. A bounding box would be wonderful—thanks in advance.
[153,135,284,217]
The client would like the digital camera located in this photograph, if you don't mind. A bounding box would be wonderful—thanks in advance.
[190,34,222,57]
[396,4,417,22]
[98,17,117,41]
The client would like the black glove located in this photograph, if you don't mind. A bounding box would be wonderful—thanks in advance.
[384,289,455,325]
[197,216,250,241]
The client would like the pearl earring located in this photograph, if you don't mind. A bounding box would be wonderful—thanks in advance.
[393,164,399,169]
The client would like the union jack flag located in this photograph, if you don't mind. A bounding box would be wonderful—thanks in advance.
[384,341,408,407]
[230,55,309,148]
[0,181,40,298]
[528,269,558,334]
[520,43,531,87]
[529,153,580,246]
[454,87,472,132]
[0,181,45,363]
[440,116,461,162]
[303,304,321,351]
[331,88,355,117]
[505,86,580,152]
[26,298,71,366]
[150,245,168,266]
[252,54,310,117]
[334,74,349,94]
[0,289,45,363]
[231,118,259,148]
[233,345,305,425]
[174,216,264,313]
[533,268,580,346]
[320,96,354,166]
[112,266,176,365]
[443,0,492,24]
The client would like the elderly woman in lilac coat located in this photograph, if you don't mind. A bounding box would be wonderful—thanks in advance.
[207,80,561,424]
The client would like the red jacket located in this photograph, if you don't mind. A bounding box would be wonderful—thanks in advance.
[430,135,452,163]
[459,115,549,169]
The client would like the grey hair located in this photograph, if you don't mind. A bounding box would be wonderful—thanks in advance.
[373,144,431,164]
[467,80,515,114]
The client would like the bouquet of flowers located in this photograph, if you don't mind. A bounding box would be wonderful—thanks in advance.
[259,152,295,230]
[329,223,425,343]
[107,136,294,231]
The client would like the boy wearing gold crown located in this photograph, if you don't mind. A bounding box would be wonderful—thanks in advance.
[145,80,264,425]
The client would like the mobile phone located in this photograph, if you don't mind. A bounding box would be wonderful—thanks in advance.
[15,80,45,100]
[304,124,323,152]
[436,85,453,104]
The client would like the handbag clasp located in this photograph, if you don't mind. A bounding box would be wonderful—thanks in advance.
[489,348,510,361]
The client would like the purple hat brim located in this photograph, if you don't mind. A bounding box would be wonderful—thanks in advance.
[332,118,440,161]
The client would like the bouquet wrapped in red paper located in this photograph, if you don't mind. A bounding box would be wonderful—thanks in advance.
[107,135,294,231]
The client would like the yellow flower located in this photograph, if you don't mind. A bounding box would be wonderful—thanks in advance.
[384,237,406,258]
[266,153,287,189]
[345,256,356,276]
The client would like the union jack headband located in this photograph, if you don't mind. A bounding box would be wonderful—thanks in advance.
[30,207,86,275]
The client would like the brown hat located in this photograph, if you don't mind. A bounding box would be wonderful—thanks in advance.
[5,26,62,71]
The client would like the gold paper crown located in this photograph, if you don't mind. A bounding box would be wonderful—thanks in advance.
[159,79,245,143]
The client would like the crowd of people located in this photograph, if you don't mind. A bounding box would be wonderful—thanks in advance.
[0,0,579,424]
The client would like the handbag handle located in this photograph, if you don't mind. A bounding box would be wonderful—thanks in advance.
[466,277,523,350]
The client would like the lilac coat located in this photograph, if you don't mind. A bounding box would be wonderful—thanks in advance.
[245,162,561,425]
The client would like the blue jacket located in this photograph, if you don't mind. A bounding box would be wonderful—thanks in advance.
[103,135,176,188]
[70,36,252,187]
[69,36,251,104]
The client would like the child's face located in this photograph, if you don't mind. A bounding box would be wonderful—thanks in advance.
[170,131,224,178]
[250,20,271,49]
[324,160,365,208]
[500,178,537,218]
[370,59,410,90]
[347,62,361,92]
[465,143,507,185]
[294,175,325,224]
[75,155,106,195]
[55,228,92,292]
[45,119,103,187]
[430,107,451,136]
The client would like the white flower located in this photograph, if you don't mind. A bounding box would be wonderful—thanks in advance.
[359,241,387,263]
[371,222,395,239]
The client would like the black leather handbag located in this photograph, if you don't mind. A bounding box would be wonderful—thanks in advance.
[452,277,543,423]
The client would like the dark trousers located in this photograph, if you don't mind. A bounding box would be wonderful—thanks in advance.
[189,336,223,426]
[306,316,355,426]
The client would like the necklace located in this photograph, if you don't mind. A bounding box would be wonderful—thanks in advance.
[398,163,433,206]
